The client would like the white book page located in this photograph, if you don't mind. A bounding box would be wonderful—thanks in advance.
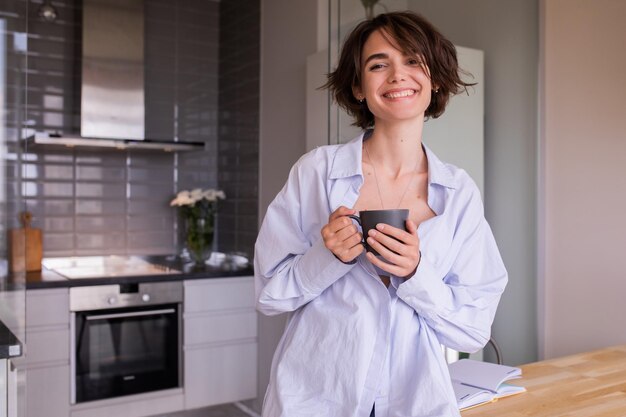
[495,383,527,398]
[449,359,521,392]
[451,381,493,410]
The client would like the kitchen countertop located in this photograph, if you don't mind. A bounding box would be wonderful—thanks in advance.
[0,319,22,359]
[461,344,626,417]
[13,255,254,290]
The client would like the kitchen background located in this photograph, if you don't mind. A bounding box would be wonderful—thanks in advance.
[2,0,625,416]
[0,2,260,413]
[3,0,259,259]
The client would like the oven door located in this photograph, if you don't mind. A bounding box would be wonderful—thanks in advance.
[71,304,181,404]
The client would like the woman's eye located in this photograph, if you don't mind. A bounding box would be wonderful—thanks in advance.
[368,63,385,71]
[407,58,421,66]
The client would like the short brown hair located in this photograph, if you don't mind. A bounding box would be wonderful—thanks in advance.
[324,11,474,129]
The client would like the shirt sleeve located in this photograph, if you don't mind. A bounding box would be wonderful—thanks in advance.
[396,184,508,353]
[254,159,355,316]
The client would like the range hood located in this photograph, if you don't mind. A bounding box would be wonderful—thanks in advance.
[25,0,203,152]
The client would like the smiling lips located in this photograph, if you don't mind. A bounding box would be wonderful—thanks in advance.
[383,89,417,99]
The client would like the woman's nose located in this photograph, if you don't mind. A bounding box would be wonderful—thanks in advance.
[387,66,406,83]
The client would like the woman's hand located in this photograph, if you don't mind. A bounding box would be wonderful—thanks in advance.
[321,206,364,263]
[365,220,421,279]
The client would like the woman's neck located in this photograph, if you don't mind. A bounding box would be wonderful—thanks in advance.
[366,119,427,178]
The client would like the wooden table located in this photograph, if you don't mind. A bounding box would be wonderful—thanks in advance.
[462,345,626,417]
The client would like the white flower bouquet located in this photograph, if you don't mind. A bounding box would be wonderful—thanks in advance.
[170,188,226,263]
[170,188,226,206]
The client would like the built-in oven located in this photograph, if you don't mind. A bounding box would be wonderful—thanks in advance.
[70,281,183,404]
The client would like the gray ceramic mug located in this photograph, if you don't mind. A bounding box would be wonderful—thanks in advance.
[349,209,409,256]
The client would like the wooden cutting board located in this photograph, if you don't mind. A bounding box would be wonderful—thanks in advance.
[9,211,42,272]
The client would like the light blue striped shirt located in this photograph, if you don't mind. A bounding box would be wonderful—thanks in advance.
[255,133,507,417]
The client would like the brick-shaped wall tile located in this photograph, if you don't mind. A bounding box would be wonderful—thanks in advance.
[217,0,260,258]
[2,0,258,258]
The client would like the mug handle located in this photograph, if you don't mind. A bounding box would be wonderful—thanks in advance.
[348,214,361,225]
[348,215,366,247]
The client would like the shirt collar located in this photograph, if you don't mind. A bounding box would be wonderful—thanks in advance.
[329,132,457,190]
[423,144,457,189]
[329,133,365,179]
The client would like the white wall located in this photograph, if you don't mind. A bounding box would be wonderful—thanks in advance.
[423,46,485,198]
[540,0,626,359]
[257,0,319,409]
[408,0,539,366]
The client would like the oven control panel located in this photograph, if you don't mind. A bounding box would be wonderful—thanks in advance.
[69,281,183,312]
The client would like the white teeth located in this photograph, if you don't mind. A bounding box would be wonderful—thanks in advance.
[384,89,415,98]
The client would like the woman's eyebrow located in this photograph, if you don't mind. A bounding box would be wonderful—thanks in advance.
[363,52,388,66]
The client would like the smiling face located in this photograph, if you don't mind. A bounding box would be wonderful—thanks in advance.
[353,29,434,127]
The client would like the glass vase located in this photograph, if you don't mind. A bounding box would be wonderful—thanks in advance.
[184,215,214,264]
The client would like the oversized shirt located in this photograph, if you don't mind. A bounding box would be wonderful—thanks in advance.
[254,133,508,417]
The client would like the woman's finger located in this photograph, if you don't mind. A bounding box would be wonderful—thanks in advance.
[367,229,407,256]
[344,242,365,260]
[366,252,403,276]
[366,235,405,266]
[334,232,364,261]
[365,219,420,275]
[345,232,364,249]
[405,219,418,235]
[334,222,359,242]
[368,226,417,255]
[329,206,355,222]
[323,217,349,239]
[375,222,416,244]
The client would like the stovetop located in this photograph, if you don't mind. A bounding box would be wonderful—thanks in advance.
[42,256,181,279]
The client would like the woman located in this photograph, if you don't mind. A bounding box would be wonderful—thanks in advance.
[254,11,507,417]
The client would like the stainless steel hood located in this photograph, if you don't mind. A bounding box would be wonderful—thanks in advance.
[25,0,203,152]
[82,0,145,141]
[25,132,202,151]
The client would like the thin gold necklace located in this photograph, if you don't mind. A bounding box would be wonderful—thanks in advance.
[364,141,420,210]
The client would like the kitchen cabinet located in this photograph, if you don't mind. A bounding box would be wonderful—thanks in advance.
[18,287,185,417]
[18,274,257,417]
[1,358,18,417]
[15,288,70,417]
[183,276,257,410]
[0,316,22,417]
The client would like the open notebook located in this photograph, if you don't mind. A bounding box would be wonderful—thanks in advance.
[448,359,527,410]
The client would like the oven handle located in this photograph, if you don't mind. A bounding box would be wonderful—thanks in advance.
[85,308,176,321]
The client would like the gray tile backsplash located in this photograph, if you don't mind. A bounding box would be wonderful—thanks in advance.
[3,0,259,259]
[217,0,259,254]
